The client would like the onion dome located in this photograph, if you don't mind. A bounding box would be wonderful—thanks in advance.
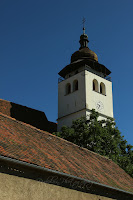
[71,28,98,63]
[58,25,111,78]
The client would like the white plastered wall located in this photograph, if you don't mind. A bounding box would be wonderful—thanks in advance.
[58,71,86,131]
[58,68,114,131]
[85,70,113,118]
[58,71,86,118]
[57,110,86,131]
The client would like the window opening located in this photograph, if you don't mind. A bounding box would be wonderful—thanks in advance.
[73,80,78,91]
[100,84,102,94]
[93,79,98,92]
[100,82,106,95]
[66,83,71,95]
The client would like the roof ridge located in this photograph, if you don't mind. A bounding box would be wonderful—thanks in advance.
[0,98,11,103]
[0,98,44,113]
[0,111,50,133]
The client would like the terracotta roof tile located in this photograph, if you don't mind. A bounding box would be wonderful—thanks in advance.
[0,112,133,193]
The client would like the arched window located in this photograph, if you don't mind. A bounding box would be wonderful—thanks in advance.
[73,80,78,92]
[100,82,106,95]
[100,84,102,94]
[93,79,98,92]
[66,83,71,95]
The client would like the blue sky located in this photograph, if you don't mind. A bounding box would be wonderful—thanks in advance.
[0,0,133,145]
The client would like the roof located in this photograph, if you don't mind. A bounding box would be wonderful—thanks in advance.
[71,47,98,62]
[0,111,133,193]
[0,99,57,133]
[58,59,111,78]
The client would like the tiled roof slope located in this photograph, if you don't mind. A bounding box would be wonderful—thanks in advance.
[0,112,133,193]
[0,99,57,133]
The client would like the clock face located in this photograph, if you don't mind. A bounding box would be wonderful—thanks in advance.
[96,101,104,111]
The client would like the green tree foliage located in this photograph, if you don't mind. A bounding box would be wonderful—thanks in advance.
[54,109,133,177]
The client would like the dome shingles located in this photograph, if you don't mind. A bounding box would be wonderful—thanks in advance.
[71,47,98,63]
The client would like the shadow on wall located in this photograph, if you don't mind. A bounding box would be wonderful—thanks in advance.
[0,99,57,133]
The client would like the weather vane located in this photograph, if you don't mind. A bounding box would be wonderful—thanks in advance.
[82,17,86,34]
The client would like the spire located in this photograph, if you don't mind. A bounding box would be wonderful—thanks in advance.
[82,17,85,34]
[79,18,89,49]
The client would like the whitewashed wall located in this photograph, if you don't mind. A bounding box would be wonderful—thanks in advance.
[58,67,113,131]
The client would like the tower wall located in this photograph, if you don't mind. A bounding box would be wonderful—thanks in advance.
[85,70,113,118]
[57,68,114,131]
[58,71,86,131]
[57,110,86,131]
[58,71,86,118]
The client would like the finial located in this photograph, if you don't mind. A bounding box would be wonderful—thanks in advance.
[79,18,89,49]
[82,17,86,34]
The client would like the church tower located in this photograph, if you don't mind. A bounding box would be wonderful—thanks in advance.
[57,27,113,131]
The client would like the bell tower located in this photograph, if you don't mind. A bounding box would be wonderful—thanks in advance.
[57,27,113,131]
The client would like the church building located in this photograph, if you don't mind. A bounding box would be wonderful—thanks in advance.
[58,27,113,130]
[0,27,133,200]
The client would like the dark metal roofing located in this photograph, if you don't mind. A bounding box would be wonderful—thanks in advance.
[71,47,98,62]
[58,59,111,78]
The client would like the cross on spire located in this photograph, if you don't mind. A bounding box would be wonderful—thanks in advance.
[79,18,89,49]
[82,17,86,34]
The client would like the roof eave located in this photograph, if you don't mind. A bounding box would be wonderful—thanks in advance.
[0,155,132,196]
[59,59,111,78]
